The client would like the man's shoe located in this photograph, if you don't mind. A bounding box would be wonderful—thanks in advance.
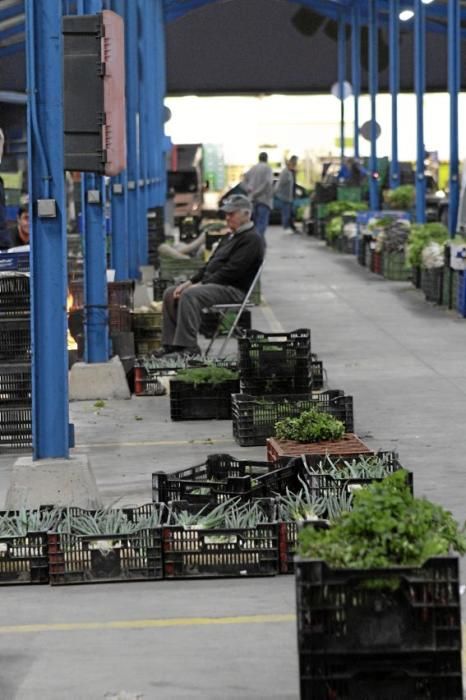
[152,345,175,358]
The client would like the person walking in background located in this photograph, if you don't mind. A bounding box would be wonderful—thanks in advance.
[275,155,298,232]
[242,152,273,238]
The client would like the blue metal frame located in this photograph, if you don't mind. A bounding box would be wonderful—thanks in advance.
[153,0,167,209]
[109,0,129,280]
[388,0,399,189]
[137,0,148,267]
[26,0,69,459]
[337,11,345,164]
[448,0,460,236]
[351,4,360,161]
[124,0,141,279]
[78,0,109,363]
[368,0,379,209]
[414,0,426,223]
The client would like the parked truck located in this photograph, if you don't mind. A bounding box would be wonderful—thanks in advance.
[167,143,204,229]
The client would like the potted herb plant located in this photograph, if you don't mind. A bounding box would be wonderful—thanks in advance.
[266,407,371,462]
[295,471,465,699]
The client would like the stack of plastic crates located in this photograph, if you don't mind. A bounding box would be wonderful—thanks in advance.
[232,329,333,446]
[132,310,162,355]
[421,267,444,304]
[69,280,134,336]
[382,250,412,281]
[0,274,32,452]
[296,556,463,699]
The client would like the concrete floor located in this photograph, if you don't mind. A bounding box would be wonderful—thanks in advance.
[0,226,465,699]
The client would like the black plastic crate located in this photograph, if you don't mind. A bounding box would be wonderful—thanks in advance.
[0,275,30,316]
[0,319,31,361]
[162,524,279,578]
[152,454,276,507]
[232,392,354,447]
[69,280,134,309]
[0,532,48,585]
[0,405,32,451]
[295,557,462,655]
[48,529,163,585]
[299,651,463,700]
[421,267,443,304]
[239,329,311,379]
[0,363,31,404]
[169,378,239,420]
[239,328,311,395]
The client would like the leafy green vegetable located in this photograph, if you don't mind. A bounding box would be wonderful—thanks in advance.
[383,185,415,210]
[407,222,449,268]
[297,470,466,568]
[175,366,238,386]
[274,408,345,443]
[325,201,368,217]
[325,216,343,242]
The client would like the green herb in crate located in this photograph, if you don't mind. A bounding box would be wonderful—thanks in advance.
[274,408,345,443]
[312,454,394,479]
[176,366,238,386]
[297,470,466,569]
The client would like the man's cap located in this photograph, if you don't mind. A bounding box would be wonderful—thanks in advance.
[220,194,252,213]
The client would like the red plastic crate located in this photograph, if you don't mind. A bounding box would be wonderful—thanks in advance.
[266,434,373,463]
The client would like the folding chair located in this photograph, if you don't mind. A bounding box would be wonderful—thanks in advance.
[204,262,263,358]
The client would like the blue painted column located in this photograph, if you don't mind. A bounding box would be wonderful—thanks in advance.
[109,0,129,280]
[26,0,69,458]
[368,0,379,209]
[153,0,167,209]
[414,0,426,223]
[124,0,140,278]
[389,0,400,189]
[351,5,360,160]
[338,12,346,164]
[137,0,148,267]
[144,0,164,210]
[448,0,460,236]
[79,0,109,362]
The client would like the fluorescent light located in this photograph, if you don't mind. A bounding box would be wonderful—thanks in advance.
[399,9,415,21]
[421,0,435,4]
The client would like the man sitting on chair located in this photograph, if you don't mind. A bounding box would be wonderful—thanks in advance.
[157,194,264,357]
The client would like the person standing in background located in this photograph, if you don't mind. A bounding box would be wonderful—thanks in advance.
[242,152,273,238]
[275,155,298,232]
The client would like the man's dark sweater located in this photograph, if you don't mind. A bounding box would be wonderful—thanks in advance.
[190,222,264,293]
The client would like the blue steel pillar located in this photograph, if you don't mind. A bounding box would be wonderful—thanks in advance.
[109,0,129,280]
[152,0,167,209]
[144,0,164,210]
[448,0,460,235]
[79,0,109,362]
[414,0,426,223]
[351,5,360,160]
[338,13,346,164]
[26,0,69,458]
[368,0,379,209]
[137,0,148,267]
[124,0,140,279]
[389,0,400,189]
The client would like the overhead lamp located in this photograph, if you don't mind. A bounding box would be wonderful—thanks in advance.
[399,9,414,21]
[421,0,435,4]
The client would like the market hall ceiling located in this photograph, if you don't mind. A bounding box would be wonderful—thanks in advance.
[1,0,465,94]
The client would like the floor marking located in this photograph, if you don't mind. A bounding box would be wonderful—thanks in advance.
[0,613,296,635]
[258,298,285,333]
[75,438,233,449]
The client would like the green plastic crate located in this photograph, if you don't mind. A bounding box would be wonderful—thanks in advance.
[382,251,412,281]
